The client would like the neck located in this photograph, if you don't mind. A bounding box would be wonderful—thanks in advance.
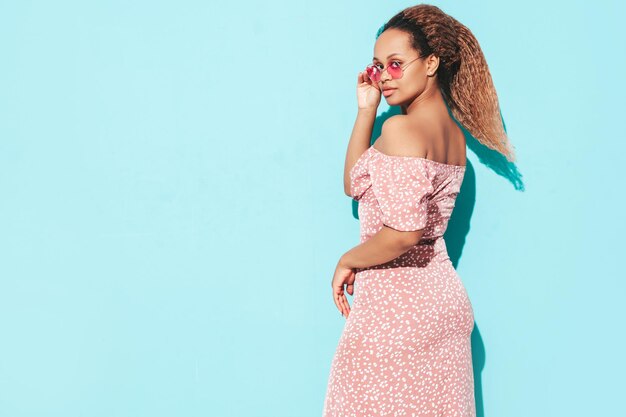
[404,82,445,115]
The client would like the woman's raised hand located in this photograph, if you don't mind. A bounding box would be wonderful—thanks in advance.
[357,70,381,111]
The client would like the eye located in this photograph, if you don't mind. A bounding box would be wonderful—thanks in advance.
[373,61,401,70]
[371,60,401,71]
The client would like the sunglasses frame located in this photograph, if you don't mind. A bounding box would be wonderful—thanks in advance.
[366,55,425,82]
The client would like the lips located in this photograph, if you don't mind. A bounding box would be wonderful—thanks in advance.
[382,88,396,97]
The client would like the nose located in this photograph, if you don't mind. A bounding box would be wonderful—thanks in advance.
[380,67,392,82]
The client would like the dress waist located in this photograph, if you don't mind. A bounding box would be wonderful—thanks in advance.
[417,236,439,245]
[355,236,448,272]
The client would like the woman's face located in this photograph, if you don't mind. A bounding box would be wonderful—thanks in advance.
[372,28,434,106]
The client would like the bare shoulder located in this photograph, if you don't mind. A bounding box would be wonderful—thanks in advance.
[377,115,430,158]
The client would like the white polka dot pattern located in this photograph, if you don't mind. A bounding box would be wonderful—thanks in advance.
[369,151,434,232]
[324,146,475,417]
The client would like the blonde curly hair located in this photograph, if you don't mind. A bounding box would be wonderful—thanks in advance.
[378,4,516,162]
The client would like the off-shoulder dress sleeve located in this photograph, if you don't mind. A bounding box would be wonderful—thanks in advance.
[348,150,372,201]
[370,158,434,232]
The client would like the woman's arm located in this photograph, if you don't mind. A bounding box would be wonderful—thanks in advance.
[339,226,422,269]
[344,108,376,196]
[341,117,429,269]
[344,70,381,195]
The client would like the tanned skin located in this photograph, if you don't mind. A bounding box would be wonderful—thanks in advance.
[332,28,467,318]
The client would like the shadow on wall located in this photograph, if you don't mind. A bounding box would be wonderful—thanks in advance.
[350,101,522,417]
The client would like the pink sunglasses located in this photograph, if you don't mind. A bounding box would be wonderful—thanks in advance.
[365,55,424,82]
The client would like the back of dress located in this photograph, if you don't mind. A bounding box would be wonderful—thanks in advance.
[350,145,466,269]
[323,145,476,417]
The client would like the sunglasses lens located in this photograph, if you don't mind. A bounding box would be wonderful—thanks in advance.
[366,65,380,82]
[366,63,404,81]
[388,66,402,79]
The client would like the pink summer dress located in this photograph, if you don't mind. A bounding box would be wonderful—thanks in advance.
[323,144,476,417]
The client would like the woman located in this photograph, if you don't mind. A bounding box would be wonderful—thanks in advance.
[323,4,516,417]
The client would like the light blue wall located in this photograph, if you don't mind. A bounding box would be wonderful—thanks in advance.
[1,1,624,416]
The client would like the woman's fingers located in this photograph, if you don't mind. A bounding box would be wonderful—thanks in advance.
[333,290,343,315]
[333,285,346,316]
[359,71,372,87]
[341,294,350,318]
[339,291,350,315]
[332,287,351,317]
[331,264,354,317]
[362,71,369,86]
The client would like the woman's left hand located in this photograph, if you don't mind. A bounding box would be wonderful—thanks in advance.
[331,257,356,318]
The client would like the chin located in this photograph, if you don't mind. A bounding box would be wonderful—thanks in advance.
[385,96,400,105]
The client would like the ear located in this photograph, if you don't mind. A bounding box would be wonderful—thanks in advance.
[426,54,440,76]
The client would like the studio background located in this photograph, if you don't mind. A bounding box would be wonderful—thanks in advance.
[1,1,624,416]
